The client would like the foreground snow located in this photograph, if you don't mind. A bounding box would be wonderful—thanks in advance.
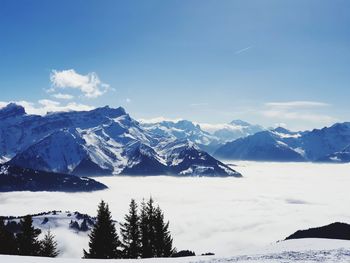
[2,239,350,262]
[1,162,350,257]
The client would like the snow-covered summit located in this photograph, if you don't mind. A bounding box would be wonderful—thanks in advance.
[214,128,304,161]
[141,119,221,153]
[0,104,240,177]
[214,123,350,162]
[211,120,264,143]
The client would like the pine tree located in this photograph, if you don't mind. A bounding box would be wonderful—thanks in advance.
[140,198,156,258]
[120,199,141,258]
[83,200,121,259]
[40,230,59,257]
[17,215,41,256]
[0,218,17,255]
[154,206,174,257]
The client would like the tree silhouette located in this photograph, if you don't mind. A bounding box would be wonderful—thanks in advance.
[138,197,174,258]
[83,200,121,259]
[17,215,41,256]
[0,218,17,255]
[154,205,174,257]
[140,198,156,258]
[120,199,141,258]
[40,229,59,257]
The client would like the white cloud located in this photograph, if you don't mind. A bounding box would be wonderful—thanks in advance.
[261,100,336,125]
[261,110,336,123]
[38,99,60,107]
[197,123,244,133]
[52,93,74,100]
[265,101,330,109]
[50,69,110,98]
[0,100,94,116]
[2,163,350,257]
[138,117,183,124]
[125,98,131,103]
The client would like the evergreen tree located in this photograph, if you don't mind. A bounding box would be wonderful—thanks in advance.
[140,198,156,258]
[40,230,59,257]
[154,206,174,257]
[83,200,121,259]
[0,218,17,255]
[17,215,41,256]
[120,199,141,258]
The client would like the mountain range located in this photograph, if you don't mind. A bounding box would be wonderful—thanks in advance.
[1,101,348,186]
[214,124,350,162]
[0,103,241,177]
[140,119,264,153]
[212,120,264,143]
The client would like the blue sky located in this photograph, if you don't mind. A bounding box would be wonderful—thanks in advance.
[0,0,349,130]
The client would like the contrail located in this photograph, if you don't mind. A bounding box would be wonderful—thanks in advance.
[235,46,253,54]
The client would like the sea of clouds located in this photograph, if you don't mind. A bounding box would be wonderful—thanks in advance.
[1,162,350,258]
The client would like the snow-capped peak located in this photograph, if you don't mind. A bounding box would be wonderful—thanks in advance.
[2,105,240,177]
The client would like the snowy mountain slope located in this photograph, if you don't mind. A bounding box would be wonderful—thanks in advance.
[141,120,222,153]
[0,103,240,177]
[221,239,350,263]
[318,145,350,163]
[1,239,350,262]
[141,119,264,154]
[0,104,128,162]
[0,164,107,192]
[121,141,169,175]
[158,139,241,176]
[215,123,350,162]
[10,129,88,174]
[214,128,304,161]
[300,123,350,161]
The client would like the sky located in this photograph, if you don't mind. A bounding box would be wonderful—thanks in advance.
[0,0,350,131]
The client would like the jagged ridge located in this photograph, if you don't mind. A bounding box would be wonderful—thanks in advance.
[0,104,241,177]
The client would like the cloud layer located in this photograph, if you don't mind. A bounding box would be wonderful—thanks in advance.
[50,69,110,98]
[1,162,350,257]
[52,93,74,100]
[265,101,330,109]
[0,100,94,115]
[261,100,336,126]
[138,116,184,124]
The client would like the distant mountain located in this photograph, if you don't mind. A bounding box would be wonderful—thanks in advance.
[211,120,264,143]
[299,123,350,161]
[214,128,304,161]
[140,119,264,154]
[285,222,350,241]
[214,123,350,162]
[0,103,240,177]
[157,139,240,176]
[318,145,350,163]
[0,164,107,192]
[141,120,222,153]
